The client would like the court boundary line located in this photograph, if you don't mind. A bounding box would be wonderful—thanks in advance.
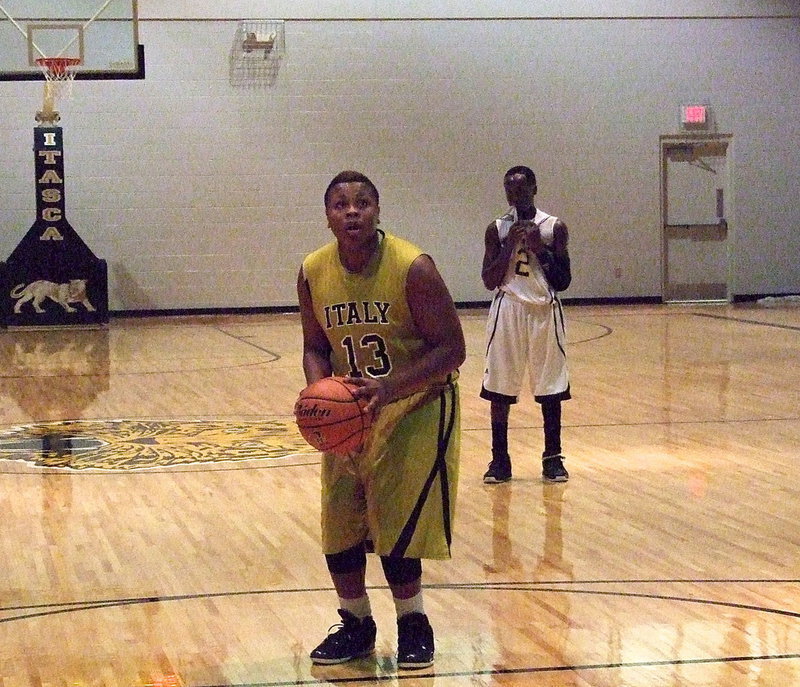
[691,312,800,331]
[2,580,798,684]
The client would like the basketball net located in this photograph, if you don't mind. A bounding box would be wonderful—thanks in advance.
[35,57,80,125]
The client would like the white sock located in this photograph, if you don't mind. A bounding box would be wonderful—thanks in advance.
[339,595,372,619]
[393,592,424,618]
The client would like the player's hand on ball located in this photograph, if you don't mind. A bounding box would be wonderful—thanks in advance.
[344,376,387,415]
[507,221,527,246]
[524,222,544,254]
[294,376,373,454]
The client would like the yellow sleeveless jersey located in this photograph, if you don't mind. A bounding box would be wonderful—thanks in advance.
[302,231,434,381]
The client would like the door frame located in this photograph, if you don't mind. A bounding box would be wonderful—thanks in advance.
[659,133,734,303]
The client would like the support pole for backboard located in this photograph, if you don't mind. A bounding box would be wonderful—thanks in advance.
[0,127,109,327]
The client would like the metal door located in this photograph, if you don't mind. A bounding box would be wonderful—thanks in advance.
[661,137,731,302]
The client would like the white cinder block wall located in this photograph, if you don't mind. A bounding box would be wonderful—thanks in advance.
[1,1,798,312]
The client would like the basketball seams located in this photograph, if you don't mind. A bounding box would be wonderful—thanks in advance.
[294,375,371,454]
[294,411,364,429]
[326,426,366,452]
[332,377,361,406]
[296,396,358,405]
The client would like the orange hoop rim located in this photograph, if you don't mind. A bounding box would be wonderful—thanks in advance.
[35,56,82,77]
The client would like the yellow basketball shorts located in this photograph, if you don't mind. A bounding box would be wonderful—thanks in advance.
[320,379,460,560]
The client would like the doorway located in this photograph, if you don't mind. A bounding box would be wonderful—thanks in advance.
[660,135,732,302]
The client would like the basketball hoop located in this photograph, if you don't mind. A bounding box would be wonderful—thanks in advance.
[36,57,81,92]
[35,57,81,125]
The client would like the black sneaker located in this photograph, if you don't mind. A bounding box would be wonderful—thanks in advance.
[397,612,435,669]
[483,457,512,484]
[542,455,569,483]
[310,609,377,664]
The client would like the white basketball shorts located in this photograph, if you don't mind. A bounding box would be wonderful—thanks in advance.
[481,290,570,403]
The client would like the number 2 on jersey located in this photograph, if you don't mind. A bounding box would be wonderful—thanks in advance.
[514,246,530,277]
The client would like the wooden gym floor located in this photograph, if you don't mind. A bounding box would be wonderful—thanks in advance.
[0,302,798,686]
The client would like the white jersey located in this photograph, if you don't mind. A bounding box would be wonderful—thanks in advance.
[497,207,558,305]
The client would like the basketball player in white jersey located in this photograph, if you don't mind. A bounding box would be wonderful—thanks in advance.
[480,166,572,484]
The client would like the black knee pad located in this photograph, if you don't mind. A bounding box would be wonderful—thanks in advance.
[380,556,422,585]
[325,543,367,575]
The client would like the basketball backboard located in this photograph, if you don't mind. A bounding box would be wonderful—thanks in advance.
[0,0,141,80]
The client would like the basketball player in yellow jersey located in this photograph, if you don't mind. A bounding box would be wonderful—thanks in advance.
[297,170,465,670]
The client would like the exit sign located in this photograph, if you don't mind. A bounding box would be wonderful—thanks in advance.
[681,104,708,125]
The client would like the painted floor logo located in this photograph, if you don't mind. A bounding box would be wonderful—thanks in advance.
[0,419,316,470]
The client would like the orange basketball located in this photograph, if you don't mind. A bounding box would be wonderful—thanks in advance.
[294,376,372,454]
